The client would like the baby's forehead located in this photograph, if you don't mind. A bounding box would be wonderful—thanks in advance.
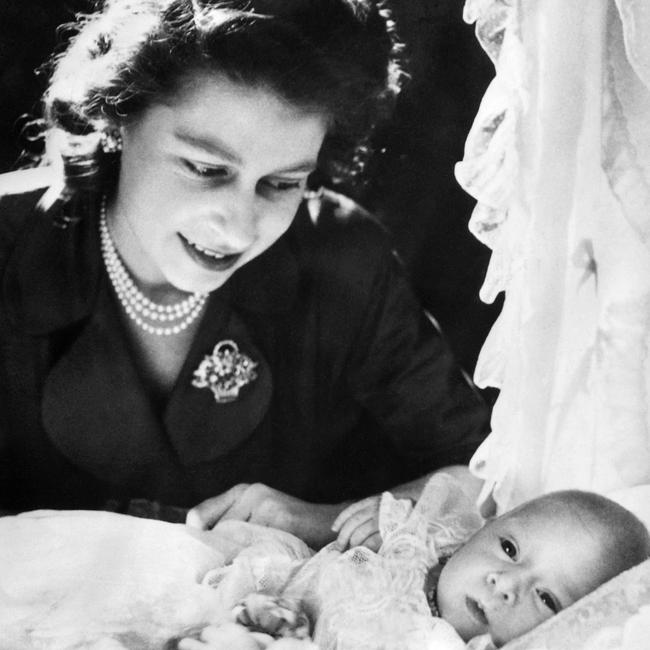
[496,500,615,590]
[503,498,617,558]
[509,495,586,524]
[495,497,600,538]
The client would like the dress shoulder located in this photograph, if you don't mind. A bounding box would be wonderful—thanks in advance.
[298,188,398,287]
[0,169,52,273]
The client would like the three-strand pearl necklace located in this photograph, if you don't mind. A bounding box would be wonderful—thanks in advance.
[99,197,208,336]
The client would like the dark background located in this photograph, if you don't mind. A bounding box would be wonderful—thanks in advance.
[0,0,500,379]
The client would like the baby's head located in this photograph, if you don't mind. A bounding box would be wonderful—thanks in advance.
[436,490,650,646]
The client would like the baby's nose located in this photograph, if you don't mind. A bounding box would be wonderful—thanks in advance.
[487,572,517,605]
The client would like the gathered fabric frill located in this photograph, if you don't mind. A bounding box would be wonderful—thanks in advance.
[456,0,650,528]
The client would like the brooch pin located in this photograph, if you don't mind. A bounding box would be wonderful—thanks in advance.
[192,340,258,403]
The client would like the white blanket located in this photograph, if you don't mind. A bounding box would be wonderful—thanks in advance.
[0,511,229,649]
[0,475,479,650]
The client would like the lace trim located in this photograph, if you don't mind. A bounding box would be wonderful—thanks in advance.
[423,554,449,618]
[455,0,526,312]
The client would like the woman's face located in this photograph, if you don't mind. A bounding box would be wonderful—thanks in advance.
[109,71,328,295]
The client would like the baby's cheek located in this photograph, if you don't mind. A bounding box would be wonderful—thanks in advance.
[492,606,554,646]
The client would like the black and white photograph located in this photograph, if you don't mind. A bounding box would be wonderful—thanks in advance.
[0,1,649,648]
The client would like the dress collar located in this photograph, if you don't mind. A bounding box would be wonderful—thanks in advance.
[220,213,304,314]
[2,192,103,335]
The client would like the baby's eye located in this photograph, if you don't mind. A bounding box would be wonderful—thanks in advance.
[500,538,518,560]
[537,590,559,614]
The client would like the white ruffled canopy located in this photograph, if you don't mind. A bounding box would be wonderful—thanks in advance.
[456,0,650,526]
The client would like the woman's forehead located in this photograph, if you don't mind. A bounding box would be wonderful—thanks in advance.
[125,71,328,173]
[165,68,332,122]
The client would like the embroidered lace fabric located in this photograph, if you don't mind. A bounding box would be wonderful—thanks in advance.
[200,473,483,650]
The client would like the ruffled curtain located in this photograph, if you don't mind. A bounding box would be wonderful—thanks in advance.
[456,0,650,523]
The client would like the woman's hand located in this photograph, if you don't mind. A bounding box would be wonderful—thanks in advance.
[331,467,483,552]
[185,483,345,549]
[331,495,382,552]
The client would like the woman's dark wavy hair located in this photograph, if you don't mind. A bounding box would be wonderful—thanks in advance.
[41,0,404,202]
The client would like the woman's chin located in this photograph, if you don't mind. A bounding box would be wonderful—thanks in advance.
[165,266,235,296]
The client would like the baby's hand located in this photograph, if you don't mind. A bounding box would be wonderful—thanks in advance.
[331,495,382,551]
[233,593,311,639]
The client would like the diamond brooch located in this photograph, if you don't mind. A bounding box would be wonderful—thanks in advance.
[192,340,258,403]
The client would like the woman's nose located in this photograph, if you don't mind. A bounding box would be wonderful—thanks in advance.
[487,572,518,605]
[209,186,258,248]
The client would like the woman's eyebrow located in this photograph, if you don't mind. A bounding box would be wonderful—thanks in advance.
[172,128,317,174]
[173,129,241,164]
[274,160,318,174]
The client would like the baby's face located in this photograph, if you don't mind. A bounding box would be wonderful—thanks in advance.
[436,500,611,646]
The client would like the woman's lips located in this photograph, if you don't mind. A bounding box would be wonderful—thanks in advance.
[179,233,242,272]
[466,596,489,626]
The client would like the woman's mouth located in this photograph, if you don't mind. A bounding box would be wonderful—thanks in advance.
[466,596,489,626]
[179,233,243,272]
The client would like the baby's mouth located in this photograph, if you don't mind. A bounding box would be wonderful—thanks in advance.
[466,596,489,626]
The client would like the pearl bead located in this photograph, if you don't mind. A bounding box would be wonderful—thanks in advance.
[99,196,208,336]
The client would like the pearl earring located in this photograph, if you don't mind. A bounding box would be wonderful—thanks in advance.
[100,128,122,153]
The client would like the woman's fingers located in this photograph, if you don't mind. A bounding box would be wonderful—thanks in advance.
[336,515,380,550]
[356,531,382,552]
[218,483,280,525]
[334,511,372,549]
[185,484,250,529]
[187,484,382,550]
[331,496,376,532]
[218,489,256,523]
[332,496,381,550]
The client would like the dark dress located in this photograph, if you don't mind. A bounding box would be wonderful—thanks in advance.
[0,180,489,514]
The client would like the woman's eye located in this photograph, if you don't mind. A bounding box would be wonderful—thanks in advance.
[500,538,518,559]
[183,160,229,179]
[262,178,303,192]
[537,590,559,614]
